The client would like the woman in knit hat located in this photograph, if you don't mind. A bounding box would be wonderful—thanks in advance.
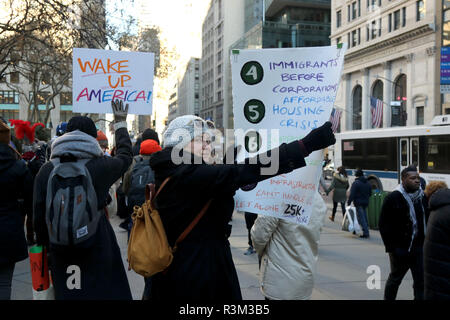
[148,115,336,301]
[0,121,33,300]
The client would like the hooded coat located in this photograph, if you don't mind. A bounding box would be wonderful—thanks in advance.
[326,172,349,203]
[424,188,450,300]
[250,192,327,300]
[0,144,33,265]
[33,127,133,300]
[148,140,307,301]
[347,176,372,207]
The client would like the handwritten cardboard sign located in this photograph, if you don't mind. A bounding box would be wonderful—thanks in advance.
[72,48,154,115]
[231,45,346,225]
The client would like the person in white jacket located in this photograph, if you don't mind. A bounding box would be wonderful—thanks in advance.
[251,192,327,300]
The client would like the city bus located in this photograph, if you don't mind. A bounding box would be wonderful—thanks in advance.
[331,116,450,192]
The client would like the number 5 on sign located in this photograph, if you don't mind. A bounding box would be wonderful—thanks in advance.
[244,99,265,124]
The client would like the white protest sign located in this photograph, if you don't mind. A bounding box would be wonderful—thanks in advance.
[72,48,154,115]
[231,45,346,225]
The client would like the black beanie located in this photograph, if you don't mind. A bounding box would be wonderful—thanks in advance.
[67,116,97,138]
[142,128,159,145]
[355,169,364,177]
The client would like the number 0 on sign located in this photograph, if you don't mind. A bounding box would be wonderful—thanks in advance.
[244,99,265,124]
[241,61,264,85]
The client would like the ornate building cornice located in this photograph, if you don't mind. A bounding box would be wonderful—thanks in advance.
[344,25,434,62]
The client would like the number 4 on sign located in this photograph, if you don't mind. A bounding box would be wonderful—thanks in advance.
[246,65,258,80]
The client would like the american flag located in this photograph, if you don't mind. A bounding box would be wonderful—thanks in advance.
[329,108,342,133]
[370,96,383,128]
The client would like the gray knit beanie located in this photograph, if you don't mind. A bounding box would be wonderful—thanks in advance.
[163,115,211,149]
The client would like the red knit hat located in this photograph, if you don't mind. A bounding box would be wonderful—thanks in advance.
[96,130,107,142]
[140,139,162,155]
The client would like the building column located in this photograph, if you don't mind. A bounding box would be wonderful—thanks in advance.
[382,61,391,127]
[345,73,352,130]
[406,53,414,126]
[361,68,370,129]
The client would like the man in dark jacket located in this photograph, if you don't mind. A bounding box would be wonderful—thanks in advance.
[347,169,372,238]
[33,100,133,300]
[424,188,450,300]
[148,116,336,301]
[379,166,426,300]
[0,120,33,300]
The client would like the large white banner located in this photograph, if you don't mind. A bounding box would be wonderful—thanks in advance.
[231,45,346,225]
[72,48,154,115]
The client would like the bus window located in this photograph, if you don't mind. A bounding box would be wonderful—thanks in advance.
[411,138,419,167]
[401,139,408,166]
[342,137,397,171]
[420,135,450,174]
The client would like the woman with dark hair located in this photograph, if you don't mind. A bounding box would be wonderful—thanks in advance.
[326,166,349,222]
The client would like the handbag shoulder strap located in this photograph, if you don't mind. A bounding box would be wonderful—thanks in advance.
[146,177,171,208]
[146,176,213,251]
[173,199,213,252]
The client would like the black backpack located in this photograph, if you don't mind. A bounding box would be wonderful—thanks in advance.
[127,156,155,209]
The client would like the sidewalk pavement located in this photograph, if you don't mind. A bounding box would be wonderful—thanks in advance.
[11,194,416,300]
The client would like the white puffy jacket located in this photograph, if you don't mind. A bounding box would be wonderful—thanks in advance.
[250,192,327,300]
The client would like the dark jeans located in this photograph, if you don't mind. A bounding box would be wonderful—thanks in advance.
[356,206,369,236]
[0,262,15,300]
[244,212,258,248]
[332,202,346,218]
[384,247,424,300]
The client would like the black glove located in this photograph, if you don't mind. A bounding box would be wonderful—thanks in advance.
[301,121,336,155]
[111,99,129,123]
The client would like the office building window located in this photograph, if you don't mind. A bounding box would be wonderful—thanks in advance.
[394,10,400,30]
[60,92,72,105]
[358,0,361,17]
[337,10,342,28]
[371,20,377,39]
[347,5,351,22]
[416,106,424,125]
[0,90,19,104]
[388,13,392,32]
[366,25,370,41]
[347,32,351,47]
[352,29,358,47]
[402,7,406,27]
[416,1,425,21]
[352,2,357,20]
[379,18,382,36]
[217,64,222,75]
[10,72,19,83]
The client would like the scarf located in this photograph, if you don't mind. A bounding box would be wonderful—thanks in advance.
[51,130,103,160]
[395,184,426,252]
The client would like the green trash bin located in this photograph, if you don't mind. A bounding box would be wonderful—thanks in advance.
[368,191,388,230]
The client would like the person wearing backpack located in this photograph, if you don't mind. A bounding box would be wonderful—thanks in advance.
[124,137,162,237]
[147,115,336,301]
[122,129,160,232]
[0,120,33,300]
[33,100,133,300]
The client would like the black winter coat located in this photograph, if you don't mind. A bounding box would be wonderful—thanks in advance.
[0,144,33,265]
[379,190,426,253]
[33,127,133,300]
[424,188,450,300]
[347,176,372,207]
[148,140,307,301]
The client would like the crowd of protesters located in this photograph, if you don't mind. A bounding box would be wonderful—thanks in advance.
[0,99,449,301]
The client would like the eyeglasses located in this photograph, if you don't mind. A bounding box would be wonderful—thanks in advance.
[188,118,216,130]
